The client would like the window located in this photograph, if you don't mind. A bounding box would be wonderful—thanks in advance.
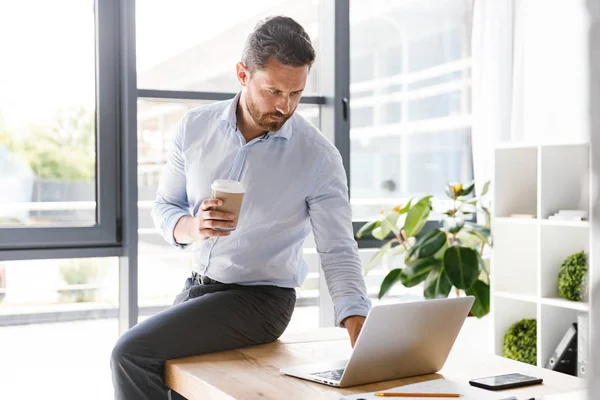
[137,100,208,307]
[136,0,320,95]
[349,0,473,221]
[0,257,118,398]
[0,1,96,227]
[0,0,120,249]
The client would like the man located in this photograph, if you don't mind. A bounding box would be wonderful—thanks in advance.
[111,15,371,399]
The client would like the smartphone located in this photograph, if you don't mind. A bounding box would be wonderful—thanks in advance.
[469,373,543,391]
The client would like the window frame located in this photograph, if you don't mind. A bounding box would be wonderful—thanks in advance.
[0,0,473,333]
[0,0,121,252]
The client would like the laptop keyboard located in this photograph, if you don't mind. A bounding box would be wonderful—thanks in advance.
[311,368,345,381]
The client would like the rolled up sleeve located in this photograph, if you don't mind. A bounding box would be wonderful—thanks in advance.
[307,148,372,327]
[151,115,192,250]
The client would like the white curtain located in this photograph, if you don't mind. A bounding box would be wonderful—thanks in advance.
[470,0,525,195]
[472,0,591,195]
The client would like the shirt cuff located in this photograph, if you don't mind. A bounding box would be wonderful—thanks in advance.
[164,209,192,250]
[334,295,372,328]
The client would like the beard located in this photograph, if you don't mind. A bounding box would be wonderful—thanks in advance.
[245,92,295,132]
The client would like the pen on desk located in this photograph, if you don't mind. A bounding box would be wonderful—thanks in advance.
[374,393,461,398]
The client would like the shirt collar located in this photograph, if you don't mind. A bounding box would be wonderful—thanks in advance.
[220,92,293,140]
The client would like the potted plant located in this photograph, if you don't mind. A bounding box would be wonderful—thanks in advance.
[558,251,588,302]
[356,181,493,317]
[503,319,537,365]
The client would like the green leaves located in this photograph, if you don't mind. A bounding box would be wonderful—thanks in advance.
[378,268,403,299]
[446,182,475,200]
[465,280,490,318]
[503,319,537,365]
[558,251,588,301]
[459,183,475,197]
[355,220,380,239]
[364,239,394,275]
[444,246,480,289]
[403,196,432,237]
[463,222,493,247]
[400,257,442,287]
[356,200,413,240]
[423,266,453,299]
[372,212,400,240]
[406,228,446,261]
[443,217,465,234]
[481,180,491,196]
[359,179,493,319]
[455,230,482,248]
[397,200,413,214]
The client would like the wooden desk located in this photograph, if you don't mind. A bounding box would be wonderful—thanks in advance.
[165,328,585,400]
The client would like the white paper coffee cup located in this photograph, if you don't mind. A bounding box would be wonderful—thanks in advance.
[211,179,245,231]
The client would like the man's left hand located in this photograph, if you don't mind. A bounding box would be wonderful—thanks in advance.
[342,316,366,348]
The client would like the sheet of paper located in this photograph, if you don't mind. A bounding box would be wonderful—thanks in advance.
[542,391,587,399]
[340,378,506,400]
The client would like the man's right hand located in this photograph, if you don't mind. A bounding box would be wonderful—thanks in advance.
[174,199,236,243]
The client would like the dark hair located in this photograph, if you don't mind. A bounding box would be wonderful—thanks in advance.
[242,16,316,72]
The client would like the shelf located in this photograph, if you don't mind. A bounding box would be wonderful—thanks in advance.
[540,223,589,299]
[494,217,538,225]
[539,144,589,219]
[540,297,589,312]
[494,146,537,218]
[492,140,593,370]
[493,221,538,295]
[493,297,537,357]
[539,219,589,228]
[493,218,590,228]
[494,291,538,303]
[539,305,582,368]
[540,141,589,149]
[495,142,540,150]
[493,293,590,311]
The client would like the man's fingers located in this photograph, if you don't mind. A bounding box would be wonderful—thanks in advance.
[203,219,236,230]
[203,210,235,221]
[200,199,223,210]
[200,229,231,238]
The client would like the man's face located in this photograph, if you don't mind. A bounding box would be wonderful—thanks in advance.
[237,58,308,132]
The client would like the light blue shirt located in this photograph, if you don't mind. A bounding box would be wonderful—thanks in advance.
[152,93,371,327]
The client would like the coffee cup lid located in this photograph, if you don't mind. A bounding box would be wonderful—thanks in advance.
[211,179,245,193]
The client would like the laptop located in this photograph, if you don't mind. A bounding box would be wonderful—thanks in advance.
[280,296,475,388]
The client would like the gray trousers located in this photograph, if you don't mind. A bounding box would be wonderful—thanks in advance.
[110,276,296,400]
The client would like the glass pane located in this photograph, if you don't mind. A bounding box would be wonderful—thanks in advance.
[349,0,473,221]
[0,257,118,398]
[137,99,320,324]
[136,0,320,94]
[0,1,97,227]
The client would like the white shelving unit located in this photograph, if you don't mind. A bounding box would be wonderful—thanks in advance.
[491,143,593,371]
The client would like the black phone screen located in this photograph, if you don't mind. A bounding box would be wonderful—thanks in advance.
[469,373,543,390]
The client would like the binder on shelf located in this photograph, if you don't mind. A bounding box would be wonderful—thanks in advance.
[546,323,578,376]
[577,314,589,378]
